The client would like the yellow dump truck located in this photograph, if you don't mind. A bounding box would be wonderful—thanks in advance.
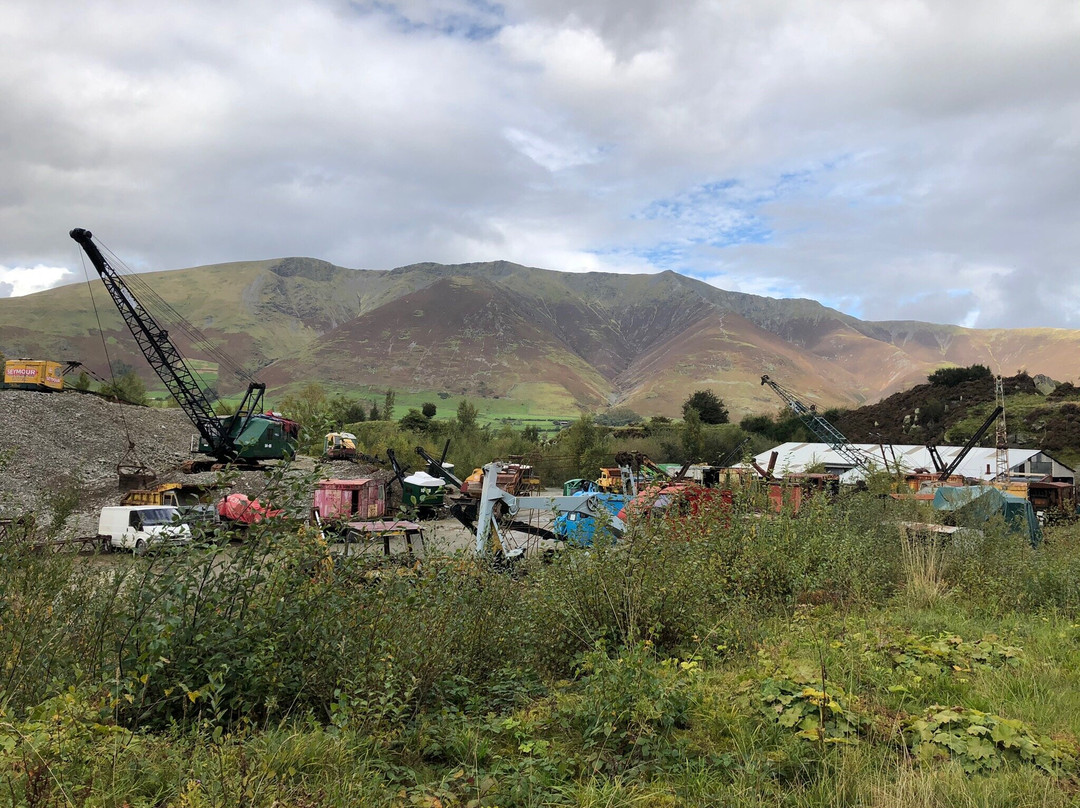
[121,482,212,507]
[121,482,215,516]
[3,359,64,391]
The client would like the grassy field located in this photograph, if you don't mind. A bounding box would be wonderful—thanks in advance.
[3,472,1080,806]
[281,382,582,430]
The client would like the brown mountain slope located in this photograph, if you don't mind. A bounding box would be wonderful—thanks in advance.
[4,255,1080,418]
[615,309,869,416]
[259,276,615,410]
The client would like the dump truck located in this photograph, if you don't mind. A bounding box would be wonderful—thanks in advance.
[121,482,217,522]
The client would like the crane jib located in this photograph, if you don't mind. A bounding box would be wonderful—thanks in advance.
[69,228,296,464]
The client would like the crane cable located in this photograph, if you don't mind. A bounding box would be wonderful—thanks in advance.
[76,245,152,481]
[89,236,253,399]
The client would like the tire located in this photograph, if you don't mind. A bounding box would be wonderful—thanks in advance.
[134,538,148,556]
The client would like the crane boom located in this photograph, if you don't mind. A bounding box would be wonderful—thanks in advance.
[71,228,297,465]
[71,228,227,452]
[937,405,1003,481]
[760,375,877,472]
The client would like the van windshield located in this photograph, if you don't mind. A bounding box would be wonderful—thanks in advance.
[139,509,179,526]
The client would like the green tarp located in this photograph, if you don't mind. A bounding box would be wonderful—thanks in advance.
[932,485,1042,546]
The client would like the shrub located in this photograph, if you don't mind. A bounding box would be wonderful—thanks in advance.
[928,364,993,387]
[905,706,1076,774]
[565,642,700,770]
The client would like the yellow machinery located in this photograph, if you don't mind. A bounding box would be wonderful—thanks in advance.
[324,432,358,460]
[3,359,64,391]
[595,467,623,493]
[120,482,214,508]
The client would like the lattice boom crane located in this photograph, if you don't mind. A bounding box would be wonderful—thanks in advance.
[71,228,298,470]
[760,374,879,472]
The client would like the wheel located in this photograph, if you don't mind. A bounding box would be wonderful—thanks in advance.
[134,538,148,556]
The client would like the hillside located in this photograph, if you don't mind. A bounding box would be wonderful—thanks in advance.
[4,256,1080,418]
[832,372,1080,469]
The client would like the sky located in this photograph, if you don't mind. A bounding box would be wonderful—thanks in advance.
[1,0,1078,329]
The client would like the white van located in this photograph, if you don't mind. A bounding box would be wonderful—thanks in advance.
[98,506,192,555]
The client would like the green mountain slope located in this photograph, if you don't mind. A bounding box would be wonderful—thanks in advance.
[3,257,1080,418]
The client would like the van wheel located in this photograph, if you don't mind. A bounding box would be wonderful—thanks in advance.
[134,538,148,556]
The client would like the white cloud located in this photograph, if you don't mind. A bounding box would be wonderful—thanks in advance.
[0,0,1078,329]
[0,266,76,297]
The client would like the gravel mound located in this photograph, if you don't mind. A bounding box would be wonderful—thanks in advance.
[0,389,395,535]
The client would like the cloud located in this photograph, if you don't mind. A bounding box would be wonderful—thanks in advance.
[0,0,1078,330]
[0,266,76,297]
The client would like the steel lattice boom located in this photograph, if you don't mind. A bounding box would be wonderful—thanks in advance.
[70,228,298,467]
[70,228,230,453]
[760,375,878,472]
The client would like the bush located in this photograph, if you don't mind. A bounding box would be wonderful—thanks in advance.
[566,642,700,769]
[928,364,993,387]
[99,371,148,405]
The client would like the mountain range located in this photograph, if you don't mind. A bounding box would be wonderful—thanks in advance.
[1,256,1077,418]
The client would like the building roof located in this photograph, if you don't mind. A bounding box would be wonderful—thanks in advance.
[751,442,1045,482]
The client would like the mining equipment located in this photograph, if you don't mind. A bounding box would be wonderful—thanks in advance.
[415,441,459,485]
[447,456,540,529]
[323,432,358,460]
[760,375,881,473]
[925,405,1003,481]
[70,228,298,472]
[473,461,625,558]
[386,448,446,513]
[2,359,65,391]
[994,375,1010,483]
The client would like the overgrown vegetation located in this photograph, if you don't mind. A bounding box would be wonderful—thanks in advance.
[4,466,1080,806]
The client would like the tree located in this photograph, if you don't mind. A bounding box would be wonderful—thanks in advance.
[682,390,729,424]
[561,414,607,478]
[421,402,437,418]
[456,399,479,432]
[72,371,91,391]
[101,371,147,406]
[328,394,367,427]
[369,403,381,421]
[682,406,704,459]
[382,389,397,421]
[399,408,431,432]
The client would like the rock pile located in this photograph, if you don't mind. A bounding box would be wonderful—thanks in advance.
[0,389,395,534]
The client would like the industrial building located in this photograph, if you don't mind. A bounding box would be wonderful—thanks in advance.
[752,443,1075,484]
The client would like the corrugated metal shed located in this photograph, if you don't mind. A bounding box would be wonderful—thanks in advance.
[750,443,1053,482]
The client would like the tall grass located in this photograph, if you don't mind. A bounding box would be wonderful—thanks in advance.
[3,475,1080,805]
